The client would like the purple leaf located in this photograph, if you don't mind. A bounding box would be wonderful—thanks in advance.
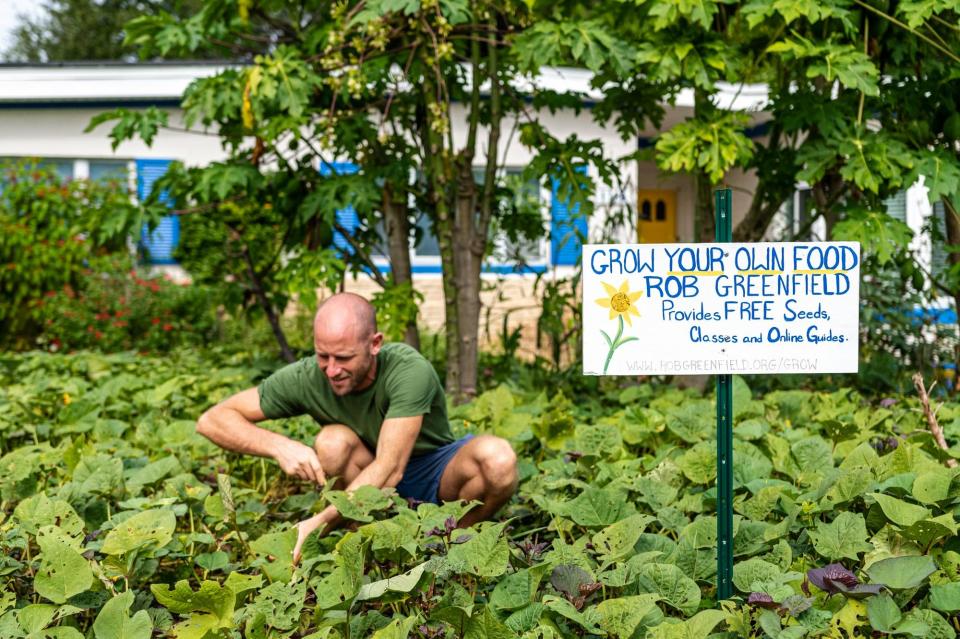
[843,583,885,599]
[747,592,779,609]
[444,516,458,534]
[807,563,859,595]
[806,564,884,599]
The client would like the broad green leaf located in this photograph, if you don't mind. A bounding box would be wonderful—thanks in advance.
[865,555,936,590]
[808,512,873,561]
[92,590,152,639]
[169,613,219,639]
[490,569,539,611]
[907,149,960,205]
[34,526,93,604]
[911,471,953,504]
[732,558,781,593]
[900,609,953,639]
[101,509,176,555]
[223,572,262,598]
[677,441,715,484]
[250,528,297,582]
[635,563,700,616]
[73,454,124,495]
[463,605,515,639]
[593,594,660,638]
[591,514,655,566]
[149,580,234,623]
[370,615,417,639]
[823,467,873,506]
[314,533,366,609]
[125,456,183,495]
[504,603,545,633]
[868,493,931,528]
[16,604,58,635]
[575,422,622,459]
[834,209,914,265]
[361,519,417,558]
[542,595,602,634]
[555,486,635,526]
[866,592,901,633]
[326,485,393,523]
[646,608,727,639]
[13,494,85,539]
[791,436,833,480]
[430,581,474,629]
[929,581,960,613]
[900,515,958,547]
[245,580,306,634]
[357,563,428,601]
[447,522,510,578]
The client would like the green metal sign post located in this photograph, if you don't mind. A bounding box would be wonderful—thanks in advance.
[714,188,734,601]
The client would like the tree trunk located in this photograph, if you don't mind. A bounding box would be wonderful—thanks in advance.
[733,122,793,242]
[694,170,715,242]
[236,237,295,362]
[382,181,420,350]
[453,162,481,401]
[693,89,716,242]
[421,81,461,395]
[943,197,960,338]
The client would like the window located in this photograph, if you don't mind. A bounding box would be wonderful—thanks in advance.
[409,167,547,267]
[486,168,547,266]
[931,200,949,280]
[89,160,129,182]
[773,187,818,241]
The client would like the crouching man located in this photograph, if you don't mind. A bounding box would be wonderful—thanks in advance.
[196,292,518,561]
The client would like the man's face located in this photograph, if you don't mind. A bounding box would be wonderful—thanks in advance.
[314,326,383,396]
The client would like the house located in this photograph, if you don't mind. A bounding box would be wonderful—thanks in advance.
[0,62,950,355]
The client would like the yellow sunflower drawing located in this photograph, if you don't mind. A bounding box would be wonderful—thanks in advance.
[595,280,641,374]
[595,280,642,326]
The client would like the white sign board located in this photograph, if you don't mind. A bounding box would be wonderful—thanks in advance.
[583,242,861,376]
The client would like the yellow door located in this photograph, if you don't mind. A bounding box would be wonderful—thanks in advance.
[637,189,676,243]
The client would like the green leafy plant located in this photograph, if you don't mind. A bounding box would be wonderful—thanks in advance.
[2,350,959,638]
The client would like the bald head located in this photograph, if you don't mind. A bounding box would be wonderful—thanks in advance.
[314,293,378,342]
[313,293,382,395]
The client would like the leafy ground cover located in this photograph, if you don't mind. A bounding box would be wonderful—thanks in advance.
[1,351,960,638]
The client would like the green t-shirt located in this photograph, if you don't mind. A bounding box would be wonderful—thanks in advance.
[258,342,454,456]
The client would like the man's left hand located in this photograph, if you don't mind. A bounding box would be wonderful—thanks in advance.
[292,513,328,564]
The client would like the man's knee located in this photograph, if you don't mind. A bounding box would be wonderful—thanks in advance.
[473,436,518,493]
[313,424,360,467]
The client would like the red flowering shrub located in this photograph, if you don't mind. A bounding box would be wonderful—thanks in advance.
[35,258,220,353]
[0,159,140,347]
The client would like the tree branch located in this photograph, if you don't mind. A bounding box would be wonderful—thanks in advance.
[333,221,390,289]
[913,373,958,468]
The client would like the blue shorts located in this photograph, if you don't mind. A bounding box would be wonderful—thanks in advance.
[396,435,474,504]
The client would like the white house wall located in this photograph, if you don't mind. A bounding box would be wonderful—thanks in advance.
[0,107,227,165]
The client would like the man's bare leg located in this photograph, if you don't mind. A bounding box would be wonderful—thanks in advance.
[293,425,374,561]
[313,424,374,487]
[437,435,518,528]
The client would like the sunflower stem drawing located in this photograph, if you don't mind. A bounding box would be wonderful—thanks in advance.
[595,280,642,374]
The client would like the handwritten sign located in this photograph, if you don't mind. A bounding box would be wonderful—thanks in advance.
[582,242,861,375]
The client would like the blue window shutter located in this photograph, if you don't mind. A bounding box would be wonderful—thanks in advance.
[550,166,588,266]
[319,161,360,252]
[136,159,178,265]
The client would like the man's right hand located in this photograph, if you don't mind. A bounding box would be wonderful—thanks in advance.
[271,438,326,485]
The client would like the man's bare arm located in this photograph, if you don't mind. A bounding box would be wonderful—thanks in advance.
[293,415,421,560]
[196,388,325,484]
